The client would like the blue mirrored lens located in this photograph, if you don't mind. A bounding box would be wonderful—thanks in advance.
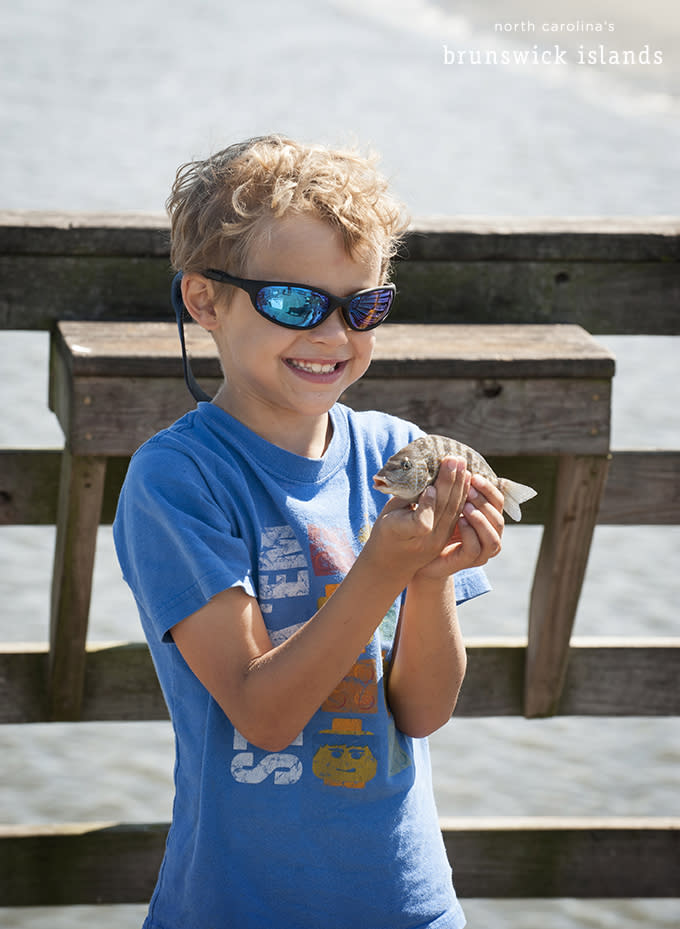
[257,286,329,327]
[347,289,394,329]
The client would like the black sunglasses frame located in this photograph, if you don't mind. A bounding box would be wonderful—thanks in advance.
[202,269,396,332]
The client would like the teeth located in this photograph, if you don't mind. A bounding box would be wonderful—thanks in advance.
[290,360,338,374]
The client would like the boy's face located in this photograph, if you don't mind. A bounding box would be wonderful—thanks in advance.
[209,213,381,441]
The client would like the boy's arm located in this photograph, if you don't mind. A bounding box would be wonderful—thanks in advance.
[171,470,470,753]
[385,470,505,737]
[172,555,407,752]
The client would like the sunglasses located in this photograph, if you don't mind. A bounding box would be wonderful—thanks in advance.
[202,269,396,332]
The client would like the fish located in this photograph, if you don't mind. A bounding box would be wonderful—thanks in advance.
[373,434,537,522]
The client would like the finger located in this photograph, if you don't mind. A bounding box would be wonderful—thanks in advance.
[460,504,503,563]
[469,473,505,513]
[434,458,469,530]
[466,482,505,537]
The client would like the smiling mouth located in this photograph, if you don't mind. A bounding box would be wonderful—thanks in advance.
[286,359,344,375]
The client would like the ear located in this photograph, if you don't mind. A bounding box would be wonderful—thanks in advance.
[181,273,220,331]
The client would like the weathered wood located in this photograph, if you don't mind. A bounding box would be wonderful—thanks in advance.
[0,449,129,525]
[392,260,680,333]
[0,256,173,329]
[525,455,611,717]
[51,373,611,458]
[2,255,676,333]
[598,449,680,525]
[1,211,677,260]
[0,644,48,723]
[558,638,680,716]
[403,216,680,261]
[48,450,107,720]
[49,321,613,456]
[50,321,616,379]
[346,377,611,456]
[0,821,167,906]
[0,214,677,332]
[3,449,678,527]
[1,817,677,904]
[442,817,680,898]
[3,640,679,724]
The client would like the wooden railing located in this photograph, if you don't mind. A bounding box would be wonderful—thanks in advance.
[0,212,678,907]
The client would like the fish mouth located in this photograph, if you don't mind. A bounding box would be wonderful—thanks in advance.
[373,476,389,490]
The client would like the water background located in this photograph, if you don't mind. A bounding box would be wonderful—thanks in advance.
[1,0,679,926]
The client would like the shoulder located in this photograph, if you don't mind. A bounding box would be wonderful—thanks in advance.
[116,406,248,531]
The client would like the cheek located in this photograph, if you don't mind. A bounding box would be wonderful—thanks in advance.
[353,332,376,370]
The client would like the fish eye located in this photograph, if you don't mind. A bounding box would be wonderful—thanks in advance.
[400,459,413,471]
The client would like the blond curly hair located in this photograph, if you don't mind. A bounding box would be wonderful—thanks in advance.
[166,135,408,285]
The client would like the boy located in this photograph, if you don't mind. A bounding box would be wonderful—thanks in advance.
[113,134,504,929]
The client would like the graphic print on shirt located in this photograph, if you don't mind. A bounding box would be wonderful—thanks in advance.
[308,524,357,576]
[258,525,310,614]
[312,718,377,788]
[321,658,378,714]
[231,729,304,785]
[232,521,411,789]
[306,520,385,789]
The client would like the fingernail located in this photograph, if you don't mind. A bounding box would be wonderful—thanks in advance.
[468,486,479,500]
[463,502,475,516]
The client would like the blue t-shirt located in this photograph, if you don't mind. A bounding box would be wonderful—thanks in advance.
[113,402,489,929]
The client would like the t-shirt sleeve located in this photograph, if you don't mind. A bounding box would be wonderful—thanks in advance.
[454,566,491,605]
[113,444,256,642]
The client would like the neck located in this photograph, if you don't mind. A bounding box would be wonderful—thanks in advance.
[212,386,333,458]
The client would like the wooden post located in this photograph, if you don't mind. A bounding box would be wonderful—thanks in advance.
[524,454,611,717]
[48,450,107,721]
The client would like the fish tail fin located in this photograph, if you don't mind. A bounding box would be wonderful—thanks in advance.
[499,478,538,522]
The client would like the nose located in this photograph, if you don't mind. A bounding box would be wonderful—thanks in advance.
[308,308,351,343]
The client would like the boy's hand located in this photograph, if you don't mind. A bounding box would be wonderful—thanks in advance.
[414,465,504,579]
[367,457,504,583]
[366,457,481,580]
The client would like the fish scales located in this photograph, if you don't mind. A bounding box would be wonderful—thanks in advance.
[373,434,537,522]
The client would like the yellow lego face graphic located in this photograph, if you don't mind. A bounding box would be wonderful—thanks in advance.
[312,718,377,789]
[313,744,378,788]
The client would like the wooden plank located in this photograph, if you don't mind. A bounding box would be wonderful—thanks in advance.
[52,321,616,380]
[48,451,107,721]
[558,639,680,716]
[0,450,128,525]
[403,216,680,261]
[391,260,680,334]
[3,640,680,723]
[598,449,680,525]
[525,455,612,718]
[1,818,677,904]
[0,644,48,723]
[1,256,678,333]
[0,256,172,329]
[0,821,166,906]
[345,377,611,457]
[442,817,680,898]
[0,449,64,525]
[81,642,169,722]
[3,450,678,527]
[48,321,613,456]
[49,373,611,457]
[0,210,169,256]
[1,212,677,260]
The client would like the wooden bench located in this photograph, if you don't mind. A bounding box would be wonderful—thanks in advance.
[48,319,614,723]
